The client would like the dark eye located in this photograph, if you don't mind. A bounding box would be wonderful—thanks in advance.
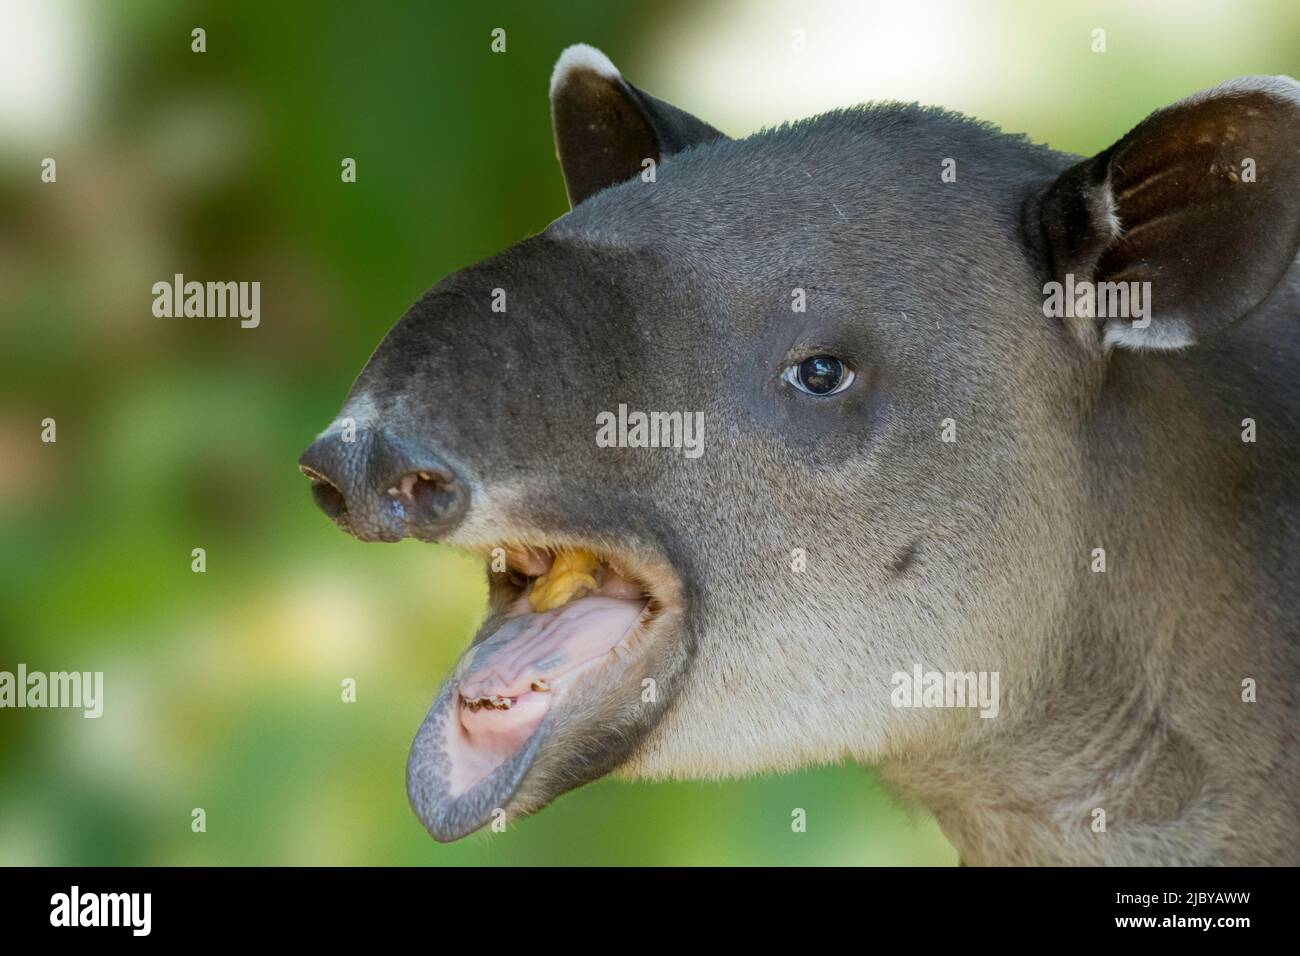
[783,355,855,396]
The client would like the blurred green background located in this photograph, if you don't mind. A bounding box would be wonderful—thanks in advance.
[1,0,1295,865]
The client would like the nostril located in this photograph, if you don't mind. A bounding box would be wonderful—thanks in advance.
[412,471,459,516]
[387,470,462,520]
[300,465,348,522]
[311,479,348,521]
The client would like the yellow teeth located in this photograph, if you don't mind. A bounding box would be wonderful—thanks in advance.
[464,695,514,711]
[529,548,601,612]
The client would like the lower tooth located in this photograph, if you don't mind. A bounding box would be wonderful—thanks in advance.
[531,679,550,692]
[463,694,520,711]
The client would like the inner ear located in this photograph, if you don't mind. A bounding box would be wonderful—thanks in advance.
[549,44,727,208]
[1038,75,1300,351]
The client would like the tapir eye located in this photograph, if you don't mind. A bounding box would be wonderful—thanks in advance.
[783,355,855,396]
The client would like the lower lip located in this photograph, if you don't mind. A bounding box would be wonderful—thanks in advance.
[446,595,649,783]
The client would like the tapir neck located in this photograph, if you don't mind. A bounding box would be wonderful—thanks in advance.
[884,295,1300,864]
[882,586,1299,865]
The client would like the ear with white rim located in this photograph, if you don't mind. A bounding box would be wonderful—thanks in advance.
[549,43,728,208]
[1037,75,1300,352]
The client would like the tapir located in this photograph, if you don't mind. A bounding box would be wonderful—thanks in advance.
[299,44,1300,865]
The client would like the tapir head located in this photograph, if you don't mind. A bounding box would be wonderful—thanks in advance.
[300,46,1300,842]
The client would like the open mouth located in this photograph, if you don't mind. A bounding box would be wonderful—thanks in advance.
[450,544,667,787]
[406,539,683,840]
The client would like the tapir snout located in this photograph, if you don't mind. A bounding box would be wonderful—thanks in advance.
[298,428,469,543]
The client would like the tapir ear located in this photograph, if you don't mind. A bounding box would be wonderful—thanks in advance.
[549,44,728,207]
[1038,76,1300,351]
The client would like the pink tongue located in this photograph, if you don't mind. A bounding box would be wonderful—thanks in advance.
[445,596,646,795]
[459,596,646,700]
